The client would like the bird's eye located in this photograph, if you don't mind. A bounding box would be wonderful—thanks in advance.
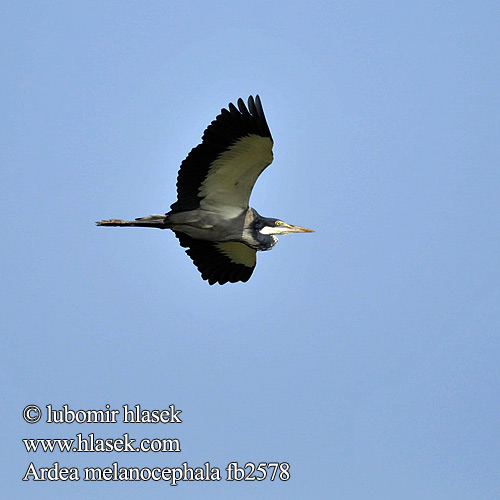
[276,220,283,226]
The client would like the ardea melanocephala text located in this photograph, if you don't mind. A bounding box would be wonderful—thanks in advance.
[97,95,313,285]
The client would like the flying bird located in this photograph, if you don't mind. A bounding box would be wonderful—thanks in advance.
[97,95,313,285]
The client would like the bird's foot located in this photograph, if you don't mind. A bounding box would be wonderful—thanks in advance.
[96,219,126,226]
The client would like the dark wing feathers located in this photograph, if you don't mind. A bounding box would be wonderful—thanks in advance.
[175,232,256,285]
[170,95,272,213]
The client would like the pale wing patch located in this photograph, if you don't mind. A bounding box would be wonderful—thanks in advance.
[199,134,273,215]
[214,242,257,267]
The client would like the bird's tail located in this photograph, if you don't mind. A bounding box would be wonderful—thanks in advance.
[96,214,169,229]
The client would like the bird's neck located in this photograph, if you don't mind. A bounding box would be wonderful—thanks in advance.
[241,208,278,251]
[255,232,278,251]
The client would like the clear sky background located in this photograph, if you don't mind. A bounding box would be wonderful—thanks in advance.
[2,1,499,498]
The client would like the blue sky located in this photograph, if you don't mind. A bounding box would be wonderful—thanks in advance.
[2,1,499,498]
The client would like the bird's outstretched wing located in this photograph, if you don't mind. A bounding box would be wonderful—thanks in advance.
[170,95,273,217]
[174,232,257,285]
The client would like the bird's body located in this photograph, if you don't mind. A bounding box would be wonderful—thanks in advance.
[97,96,313,285]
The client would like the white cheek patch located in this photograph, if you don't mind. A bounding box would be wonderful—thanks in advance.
[259,225,291,236]
[259,226,278,235]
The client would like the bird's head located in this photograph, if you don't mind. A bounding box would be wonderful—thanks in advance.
[258,218,314,236]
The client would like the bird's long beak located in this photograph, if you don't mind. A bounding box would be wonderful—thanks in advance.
[281,223,314,234]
